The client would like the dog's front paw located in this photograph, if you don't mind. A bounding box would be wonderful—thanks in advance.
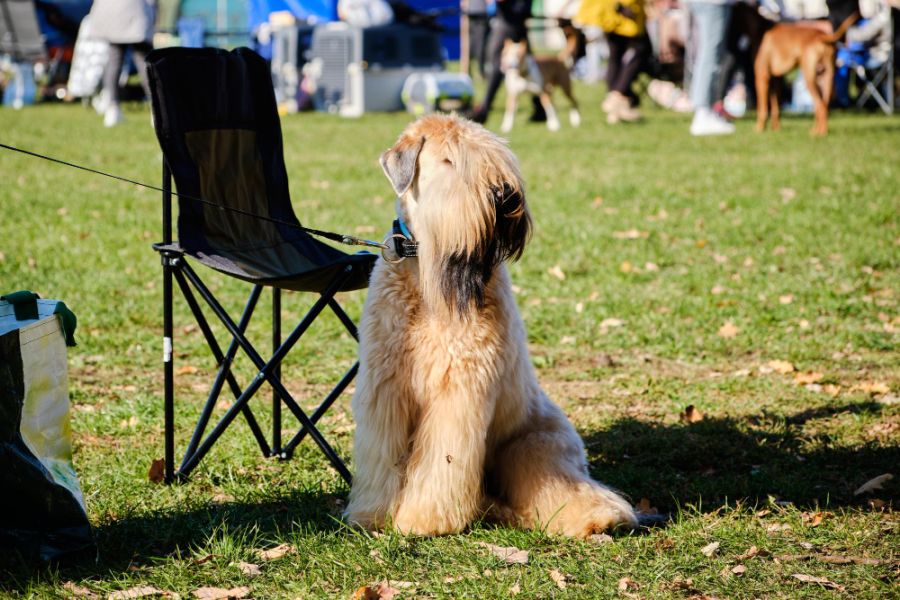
[547,118,561,132]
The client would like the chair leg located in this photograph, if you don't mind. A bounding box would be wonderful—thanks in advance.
[328,298,359,341]
[174,276,271,466]
[273,287,282,457]
[178,262,355,483]
[162,254,175,484]
[282,361,359,457]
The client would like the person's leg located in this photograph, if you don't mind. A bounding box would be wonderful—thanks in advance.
[688,2,734,135]
[130,42,154,102]
[605,33,625,96]
[102,43,126,107]
[101,43,126,126]
[688,2,731,110]
[611,33,650,96]
[470,20,510,121]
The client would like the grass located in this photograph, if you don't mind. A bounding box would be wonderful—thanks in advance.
[0,81,897,598]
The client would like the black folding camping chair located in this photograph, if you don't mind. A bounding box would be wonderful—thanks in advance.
[146,47,376,484]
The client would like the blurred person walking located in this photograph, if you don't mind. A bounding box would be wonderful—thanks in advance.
[89,0,156,127]
[576,0,649,123]
[685,0,735,135]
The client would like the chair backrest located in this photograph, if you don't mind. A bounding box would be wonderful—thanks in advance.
[146,47,318,260]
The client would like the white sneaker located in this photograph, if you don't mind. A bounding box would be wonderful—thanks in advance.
[690,108,735,136]
[103,105,124,127]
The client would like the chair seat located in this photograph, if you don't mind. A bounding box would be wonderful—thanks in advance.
[156,241,376,293]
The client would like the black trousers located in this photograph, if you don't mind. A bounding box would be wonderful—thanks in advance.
[605,32,650,98]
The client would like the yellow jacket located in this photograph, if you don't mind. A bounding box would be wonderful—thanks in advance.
[575,0,645,37]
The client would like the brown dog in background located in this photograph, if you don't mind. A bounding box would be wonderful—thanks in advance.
[754,12,859,136]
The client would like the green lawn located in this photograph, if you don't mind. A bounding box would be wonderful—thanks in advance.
[0,84,897,599]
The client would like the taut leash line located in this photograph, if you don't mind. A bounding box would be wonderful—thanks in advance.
[0,141,393,252]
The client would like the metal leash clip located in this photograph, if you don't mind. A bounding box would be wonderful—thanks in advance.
[380,233,411,264]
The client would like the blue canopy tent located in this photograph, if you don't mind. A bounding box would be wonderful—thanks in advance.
[248,0,459,59]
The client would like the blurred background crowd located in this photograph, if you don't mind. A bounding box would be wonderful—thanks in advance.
[1,0,896,134]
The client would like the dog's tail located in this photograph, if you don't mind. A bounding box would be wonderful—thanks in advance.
[825,11,861,44]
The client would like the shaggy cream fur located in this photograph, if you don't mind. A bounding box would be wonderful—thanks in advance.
[344,114,636,537]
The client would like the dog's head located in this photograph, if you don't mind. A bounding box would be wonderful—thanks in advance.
[380,114,531,314]
[500,39,528,75]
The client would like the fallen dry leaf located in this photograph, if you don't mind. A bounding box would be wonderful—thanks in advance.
[736,545,769,560]
[779,294,794,305]
[619,260,633,273]
[794,372,824,385]
[854,473,894,495]
[548,568,567,589]
[612,229,649,240]
[476,542,529,564]
[731,564,747,576]
[148,459,166,484]
[764,359,795,374]
[801,512,826,527]
[617,576,639,591]
[588,533,613,545]
[717,321,739,338]
[853,381,891,395]
[257,543,294,560]
[701,541,721,558]
[192,587,250,600]
[236,562,260,577]
[547,265,566,281]
[599,317,625,329]
[711,284,727,295]
[508,582,521,595]
[176,365,199,375]
[680,405,704,424]
[634,497,659,517]
[790,573,845,591]
[64,582,98,598]
[108,586,172,600]
[191,554,219,566]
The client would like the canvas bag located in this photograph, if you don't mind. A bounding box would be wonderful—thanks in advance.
[0,292,93,562]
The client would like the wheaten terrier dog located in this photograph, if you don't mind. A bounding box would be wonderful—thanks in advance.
[344,114,636,537]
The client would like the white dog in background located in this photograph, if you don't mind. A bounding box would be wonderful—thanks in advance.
[500,40,581,134]
[344,114,635,537]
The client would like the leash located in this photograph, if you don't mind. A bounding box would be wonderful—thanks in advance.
[0,142,414,260]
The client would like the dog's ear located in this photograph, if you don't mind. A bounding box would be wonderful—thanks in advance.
[439,183,531,314]
[492,183,531,263]
[380,136,425,196]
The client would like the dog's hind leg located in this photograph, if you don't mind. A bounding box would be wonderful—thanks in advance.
[559,77,581,127]
[769,78,782,132]
[804,51,832,136]
[488,401,637,537]
[540,92,561,131]
[754,53,770,132]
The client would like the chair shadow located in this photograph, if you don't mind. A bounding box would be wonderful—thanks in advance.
[583,400,898,512]
[0,489,343,588]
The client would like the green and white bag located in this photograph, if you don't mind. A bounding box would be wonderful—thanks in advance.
[0,291,93,562]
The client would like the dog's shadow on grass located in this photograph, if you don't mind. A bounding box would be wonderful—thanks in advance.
[4,400,897,587]
[584,399,898,512]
